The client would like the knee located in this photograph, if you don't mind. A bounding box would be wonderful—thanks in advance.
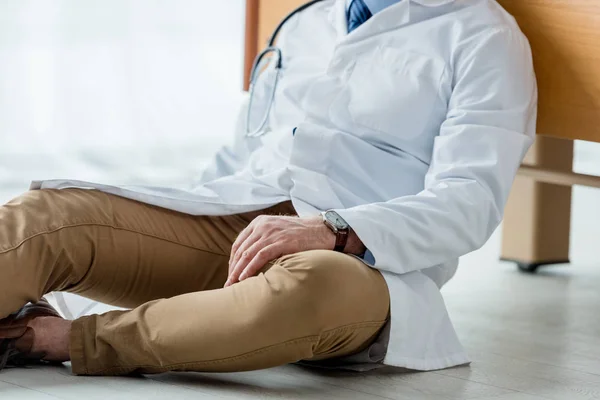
[5,189,111,228]
[0,189,114,257]
[267,250,388,322]
[5,189,79,218]
[274,250,354,288]
[274,249,380,289]
[0,190,60,251]
[4,189,49,211]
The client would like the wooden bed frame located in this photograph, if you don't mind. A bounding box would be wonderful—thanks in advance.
[243,0,600,271]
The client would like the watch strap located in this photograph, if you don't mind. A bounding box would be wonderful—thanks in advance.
[322,211,350,253]
[333,227,349,253]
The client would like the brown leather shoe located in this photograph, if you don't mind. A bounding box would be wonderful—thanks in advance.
[0,298,62,371]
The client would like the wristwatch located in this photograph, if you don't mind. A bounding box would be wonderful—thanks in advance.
[322,210,350,253]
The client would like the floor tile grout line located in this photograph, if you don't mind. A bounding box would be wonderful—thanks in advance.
[430,371,527,394]
[145,376,235,400]
[436,349,600,381]
[0,378,65,399]
[430,371,567,399]
[481,350,600,379]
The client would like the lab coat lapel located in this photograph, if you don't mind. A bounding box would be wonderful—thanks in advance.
[328,0,349,40]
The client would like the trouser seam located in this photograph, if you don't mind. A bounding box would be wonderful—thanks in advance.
[78,322,88,375]
[0,221,228,257]
[81,320,387,375]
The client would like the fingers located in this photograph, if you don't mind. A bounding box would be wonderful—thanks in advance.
[239,244,282,281]
[225,215,297,287]
[226,242,283,288]
[226,237,260,286]
[229,222,256,275]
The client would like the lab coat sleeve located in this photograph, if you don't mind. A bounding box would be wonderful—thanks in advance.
[194,93,252,185]
[335,28,537,274]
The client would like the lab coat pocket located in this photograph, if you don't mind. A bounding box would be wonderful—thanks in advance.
[347,49,445,139]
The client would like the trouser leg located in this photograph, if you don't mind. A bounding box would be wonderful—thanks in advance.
[0,188,281,317]
[0,189,389,376]
[72,250,390,375]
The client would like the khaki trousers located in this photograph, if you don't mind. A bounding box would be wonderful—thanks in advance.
[0,189,389,376]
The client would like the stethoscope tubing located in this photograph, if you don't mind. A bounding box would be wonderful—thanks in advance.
[246,0,326,137]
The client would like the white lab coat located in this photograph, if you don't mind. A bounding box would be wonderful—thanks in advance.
[33,0,537,371]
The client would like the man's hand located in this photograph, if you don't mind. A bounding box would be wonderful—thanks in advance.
[225,215,366,287]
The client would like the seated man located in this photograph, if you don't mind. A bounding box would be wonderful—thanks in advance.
[0,0,536,375]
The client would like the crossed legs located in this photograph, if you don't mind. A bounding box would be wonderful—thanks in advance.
[0,189,389,375]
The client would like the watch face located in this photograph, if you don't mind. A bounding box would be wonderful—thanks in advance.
[324,211,349,231]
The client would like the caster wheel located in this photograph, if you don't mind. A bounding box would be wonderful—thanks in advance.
[517,262,540,273]
[501,258,570,274]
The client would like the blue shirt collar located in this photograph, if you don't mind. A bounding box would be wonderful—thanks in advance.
[346,0,402,15]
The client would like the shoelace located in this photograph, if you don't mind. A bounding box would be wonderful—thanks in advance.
[0,339,49,371]
[0,340,18,370]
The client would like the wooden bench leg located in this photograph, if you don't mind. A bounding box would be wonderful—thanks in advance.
[501,137,573,272]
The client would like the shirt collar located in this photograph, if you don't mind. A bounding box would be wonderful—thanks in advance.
[346,0,456,13]
[332,0,456,42]
[346,0,402,15]
[412,0,456,6]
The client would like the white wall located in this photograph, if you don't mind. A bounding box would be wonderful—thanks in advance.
[1,0,599,201]
[0,0,245,203]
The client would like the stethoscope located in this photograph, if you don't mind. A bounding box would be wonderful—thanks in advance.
[246,0,325,137]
